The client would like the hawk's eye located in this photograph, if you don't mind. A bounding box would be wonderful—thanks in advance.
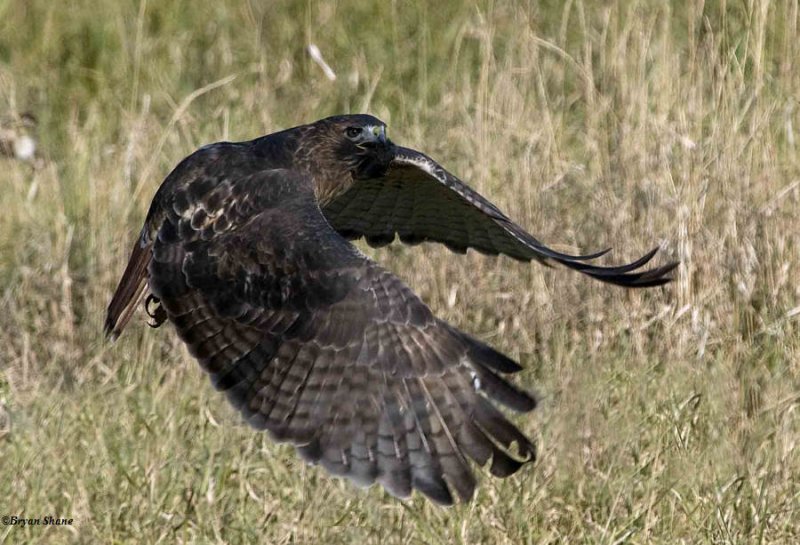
[345,127,362,139]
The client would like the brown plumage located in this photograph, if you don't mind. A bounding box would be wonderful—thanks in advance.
[105,114,678,505]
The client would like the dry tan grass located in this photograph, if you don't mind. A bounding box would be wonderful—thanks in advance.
[1,1,799,543]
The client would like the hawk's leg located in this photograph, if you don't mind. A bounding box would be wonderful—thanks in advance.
[145,294,167,329]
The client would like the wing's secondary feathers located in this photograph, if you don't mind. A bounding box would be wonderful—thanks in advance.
[134,162,536,505]
[323,146,678,287]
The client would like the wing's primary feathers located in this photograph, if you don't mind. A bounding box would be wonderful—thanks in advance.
[323,146,678,287]
[104,231,152,340]
[127,158,536,505]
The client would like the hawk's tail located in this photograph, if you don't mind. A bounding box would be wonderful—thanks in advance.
[105,232,152,341]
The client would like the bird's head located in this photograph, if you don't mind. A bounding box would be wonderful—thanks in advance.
[316,114,395,180]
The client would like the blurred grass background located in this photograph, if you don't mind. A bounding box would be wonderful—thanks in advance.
[1,0,799,543]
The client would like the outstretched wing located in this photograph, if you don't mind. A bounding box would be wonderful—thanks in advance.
[323,146,678,287]
[146,167,536,505]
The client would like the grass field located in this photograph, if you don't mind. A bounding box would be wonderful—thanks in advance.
[1,0,799,543]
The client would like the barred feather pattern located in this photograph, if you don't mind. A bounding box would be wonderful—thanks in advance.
[144,162,535,505]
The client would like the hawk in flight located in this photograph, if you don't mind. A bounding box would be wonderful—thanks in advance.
[106,114,677,505]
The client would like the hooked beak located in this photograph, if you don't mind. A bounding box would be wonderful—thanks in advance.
[368,125,387,146]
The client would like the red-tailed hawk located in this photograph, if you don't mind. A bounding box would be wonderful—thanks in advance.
[106,114,677,505]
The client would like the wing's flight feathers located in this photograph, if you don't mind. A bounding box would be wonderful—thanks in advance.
[140,163,536,505]
[104,229,152,340]
[324,147,678,288]
[399,148,680,286]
